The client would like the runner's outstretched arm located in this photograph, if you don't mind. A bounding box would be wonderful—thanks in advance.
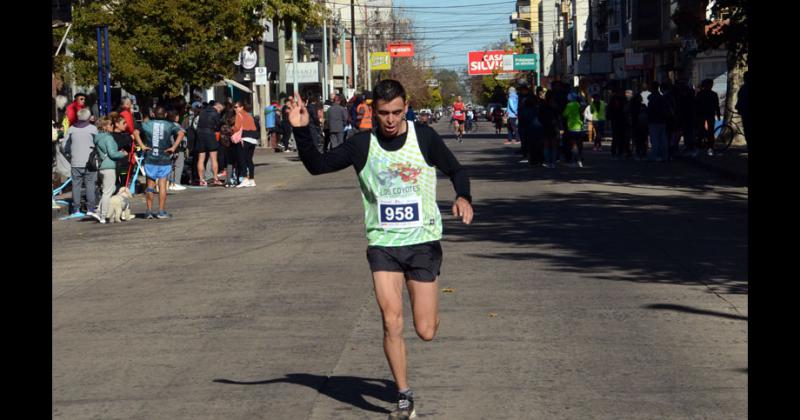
[288,94,357,175]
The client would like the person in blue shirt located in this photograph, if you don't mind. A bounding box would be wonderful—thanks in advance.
[406,104,416,122]
[264,101,279,149]
[505,87,521,145]
[134,106,185,219]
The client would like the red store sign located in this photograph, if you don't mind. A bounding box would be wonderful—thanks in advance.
[468,50,515,75]
[388,42,415,57]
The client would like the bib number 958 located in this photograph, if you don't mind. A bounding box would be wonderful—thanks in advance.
[379,202,421,227]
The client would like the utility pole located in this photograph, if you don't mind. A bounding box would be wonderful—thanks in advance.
[351,0,355,93]
[353,34,358,93]
[365,10,371,91]
[292,21,299,95]
[323,18,329,101]
[341,16,348,99]
[258,32,269,145]
[329,16,335,97]
[278,19,287,99]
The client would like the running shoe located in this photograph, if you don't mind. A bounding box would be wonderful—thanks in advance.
[145,210,155,219]
[156,211,172,219]
[87,210,103,222]
[388,392,416,420]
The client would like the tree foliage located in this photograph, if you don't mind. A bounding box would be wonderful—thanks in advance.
[59,0,325,100]
[672,0,748,67]
[388,58,432,109]
[434,69,465,106]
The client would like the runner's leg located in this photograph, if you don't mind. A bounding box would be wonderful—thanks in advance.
[407,278,440,341]
[146,178,156,210]
[373,271,409,391]
[158,177,168,211]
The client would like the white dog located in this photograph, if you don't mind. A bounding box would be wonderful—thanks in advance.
[107,187,136,223]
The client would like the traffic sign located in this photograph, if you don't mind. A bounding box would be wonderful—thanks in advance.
[255,67,268,85]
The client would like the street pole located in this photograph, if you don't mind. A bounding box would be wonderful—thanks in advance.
[258,41,269,146]
[351,0,355,93]
[95,27,108,116]
[341,19,347,98]
[292,21,299,95]
[367,49,372,91]
[278,19,287,99]
[366,17,371,91]
[353,34,358,93]
[103,26,111,115]
[323,18,329,101]
[329,17,335,97]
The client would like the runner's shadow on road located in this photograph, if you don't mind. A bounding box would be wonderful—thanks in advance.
[213,373,394,414]
[643,303,747,321]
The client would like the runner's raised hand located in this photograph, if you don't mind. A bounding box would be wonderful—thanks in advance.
[287,93,309,127]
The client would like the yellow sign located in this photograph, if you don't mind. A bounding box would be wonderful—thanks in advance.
[370,52,391,70]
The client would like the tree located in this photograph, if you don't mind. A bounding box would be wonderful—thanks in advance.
[57,0,325,101]
[389,58,432,109]
[434,70,465,106]
[428,88,443,109]
[672,0,748,137]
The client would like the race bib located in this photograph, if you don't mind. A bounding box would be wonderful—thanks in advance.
[378,197,423,229]
[454,110,463,117]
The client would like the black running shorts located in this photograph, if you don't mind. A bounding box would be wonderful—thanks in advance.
[366,241,443,282]
[195,129,219,153]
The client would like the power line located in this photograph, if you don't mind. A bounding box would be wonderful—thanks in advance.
[324,1,516,9]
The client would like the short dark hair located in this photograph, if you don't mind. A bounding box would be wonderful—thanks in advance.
[74,93,86,99]
[650,81,660,92]
[154,106,167,120]
[372,79,406,105]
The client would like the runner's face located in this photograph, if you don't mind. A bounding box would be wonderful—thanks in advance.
[375,97,408,137]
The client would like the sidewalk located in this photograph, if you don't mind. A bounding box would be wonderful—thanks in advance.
[677,144,748,185]
[52,147,287,220]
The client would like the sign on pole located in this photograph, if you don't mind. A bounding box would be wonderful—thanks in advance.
[426,79,439,87]
[388,42,414,57]
[468,50,516,75]
[284,62,321,84]
[370,52,391,70]
[513,54,538,71]
[255,67,268,85]
[502,54,514,70]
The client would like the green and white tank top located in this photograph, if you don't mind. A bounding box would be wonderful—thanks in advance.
[358,121,442,247]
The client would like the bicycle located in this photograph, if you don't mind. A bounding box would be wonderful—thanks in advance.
[712,112,745,153]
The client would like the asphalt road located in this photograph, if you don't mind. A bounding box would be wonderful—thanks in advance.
[53,120,747,419]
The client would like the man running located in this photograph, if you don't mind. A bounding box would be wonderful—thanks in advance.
[288,79,473,420]
[452,95,466,143]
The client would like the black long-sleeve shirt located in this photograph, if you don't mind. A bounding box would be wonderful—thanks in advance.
[292,124,471,203]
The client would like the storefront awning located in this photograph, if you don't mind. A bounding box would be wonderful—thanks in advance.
[218,78,252,93]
